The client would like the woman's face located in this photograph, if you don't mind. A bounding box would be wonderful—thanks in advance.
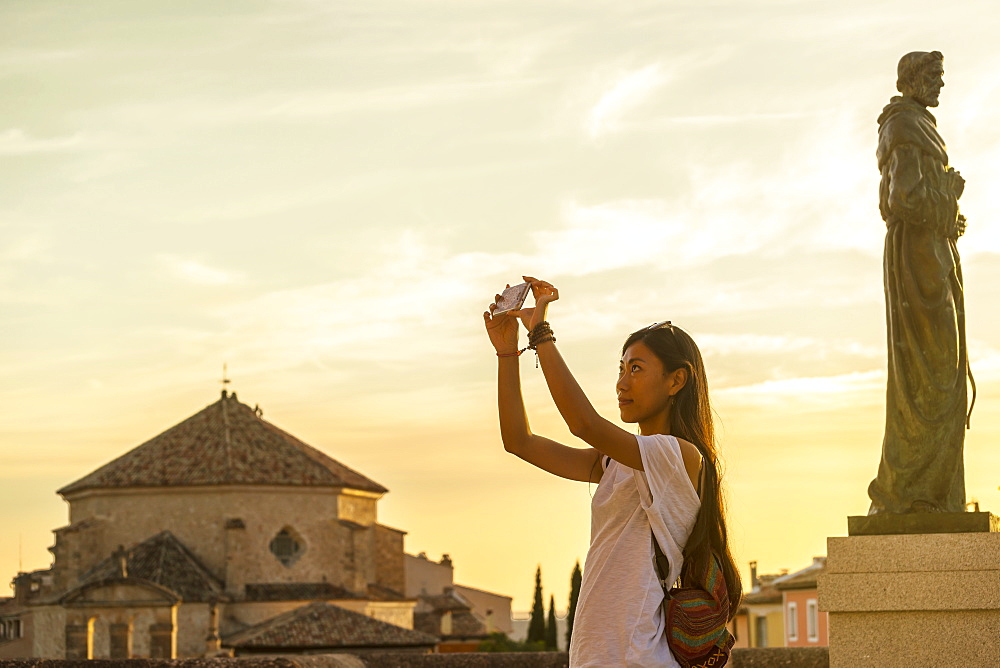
[616,340,681,426]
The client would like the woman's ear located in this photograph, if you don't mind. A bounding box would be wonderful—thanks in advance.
[668,367,689,396]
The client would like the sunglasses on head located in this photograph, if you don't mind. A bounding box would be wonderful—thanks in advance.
[643,320,672,331]
[641,320,680,344]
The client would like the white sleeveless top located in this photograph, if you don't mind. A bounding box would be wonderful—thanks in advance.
[569,434,701,668]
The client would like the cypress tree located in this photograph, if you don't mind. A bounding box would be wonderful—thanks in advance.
[527,565,546,644]
[545,594,558,650]
[566,560,582,649]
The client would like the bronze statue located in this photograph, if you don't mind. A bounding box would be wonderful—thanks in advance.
[867,51,973,515]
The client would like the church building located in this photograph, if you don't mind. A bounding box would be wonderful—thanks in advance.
[0,389,491,658]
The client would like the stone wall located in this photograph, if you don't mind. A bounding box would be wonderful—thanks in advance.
[338,523,373,595]
[175,605,211,659]
[451,587,512,636]
[62,487,354,588]
[325,601,414,631]
[372,526,405,594]
[403,555,452,599]
[336,492,378,527]
[0,647,829,667]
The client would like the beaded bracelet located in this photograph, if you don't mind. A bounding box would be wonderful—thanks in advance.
[495,322,556,367]
[527,321,553,347]
[531,335,556,348]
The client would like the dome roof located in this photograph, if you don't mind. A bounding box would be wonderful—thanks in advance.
[58,391,387,496]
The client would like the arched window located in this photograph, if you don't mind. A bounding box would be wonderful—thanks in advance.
[269,527,304,567]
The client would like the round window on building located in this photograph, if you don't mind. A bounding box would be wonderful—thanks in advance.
[269,527,304,567]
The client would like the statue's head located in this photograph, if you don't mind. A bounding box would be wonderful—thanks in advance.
[896,51,945,107]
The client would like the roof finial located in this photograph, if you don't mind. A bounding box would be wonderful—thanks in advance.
[112,544,128,578]
[221,363,231,398]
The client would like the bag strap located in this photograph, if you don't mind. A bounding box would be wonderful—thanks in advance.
[652,529,673,591]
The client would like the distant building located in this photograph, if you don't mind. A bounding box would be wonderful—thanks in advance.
[775,557,828,647]
[0,391,506,659]
[732,561,785,648]
[405,552,512,637]
[732,556,830,648]
[413,589,488,653]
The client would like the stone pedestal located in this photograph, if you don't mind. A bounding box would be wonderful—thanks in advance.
[819,525,1000,667]
[847,510,999,536]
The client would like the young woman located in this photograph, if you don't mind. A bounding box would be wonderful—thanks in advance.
[484,276,742,667]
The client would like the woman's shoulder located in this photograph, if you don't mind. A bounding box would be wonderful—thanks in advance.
[673,436,703,495]
[641,433,701,462]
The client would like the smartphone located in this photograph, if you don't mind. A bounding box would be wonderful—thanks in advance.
[493,282,531,316]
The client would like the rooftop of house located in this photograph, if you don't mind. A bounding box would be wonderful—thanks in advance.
[59,391,387,496]
[416,590,473,615]
[223,601,438,651]
[774,557,827,591]
[413,590,487,640]
[244,583,363,602]
[742,572,784,606]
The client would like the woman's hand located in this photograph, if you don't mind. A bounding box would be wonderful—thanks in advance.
[512,276,559,331]
[483,289,521,355]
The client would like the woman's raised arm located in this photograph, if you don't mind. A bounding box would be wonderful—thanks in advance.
[484,295,602,483]
[514,277,646,471]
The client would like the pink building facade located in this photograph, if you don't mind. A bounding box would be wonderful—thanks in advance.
[775,557,828,647]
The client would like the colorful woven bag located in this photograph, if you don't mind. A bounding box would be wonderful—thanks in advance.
[652,537,735,668]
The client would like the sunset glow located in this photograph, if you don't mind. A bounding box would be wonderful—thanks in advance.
[4,1,1000,612]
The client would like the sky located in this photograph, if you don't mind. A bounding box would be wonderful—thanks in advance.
[4,0,1000,613]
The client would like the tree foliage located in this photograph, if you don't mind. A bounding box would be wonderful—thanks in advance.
[566,560,582,649]
[527,565,546,644]
[545,594,558,650]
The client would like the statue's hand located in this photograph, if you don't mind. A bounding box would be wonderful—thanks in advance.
[948,168,965,198]
[956,214,967,238]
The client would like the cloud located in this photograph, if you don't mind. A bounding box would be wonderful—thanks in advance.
[0,236,51,264]
[587,64,670,139]
[531,199,684,275]
[661,112,809,126]
[699,333,880,358]
[104,76,546,131]
[0,48,86,65]
[717,369,885,409]
[263,77,546,120]
[157,255,244,286]
[0,129,93,154]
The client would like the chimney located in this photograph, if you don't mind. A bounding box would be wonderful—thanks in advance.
[749,560,759,589]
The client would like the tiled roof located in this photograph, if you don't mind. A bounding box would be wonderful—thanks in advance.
[413,611,487,639]
[774,558,826,591]
[413,590,487,639]
[244,583,362,602]
[77,531,224,602]
[419,592,471,613]
[366,584,408,602]
[742,574,783,605]
[449,611,487,638]
[59,392,387,495]
[223,602,438,650]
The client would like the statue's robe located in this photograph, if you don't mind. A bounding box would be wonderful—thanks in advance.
[868,95,968,514]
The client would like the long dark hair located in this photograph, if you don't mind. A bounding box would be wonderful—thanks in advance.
[622,323,743,616]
